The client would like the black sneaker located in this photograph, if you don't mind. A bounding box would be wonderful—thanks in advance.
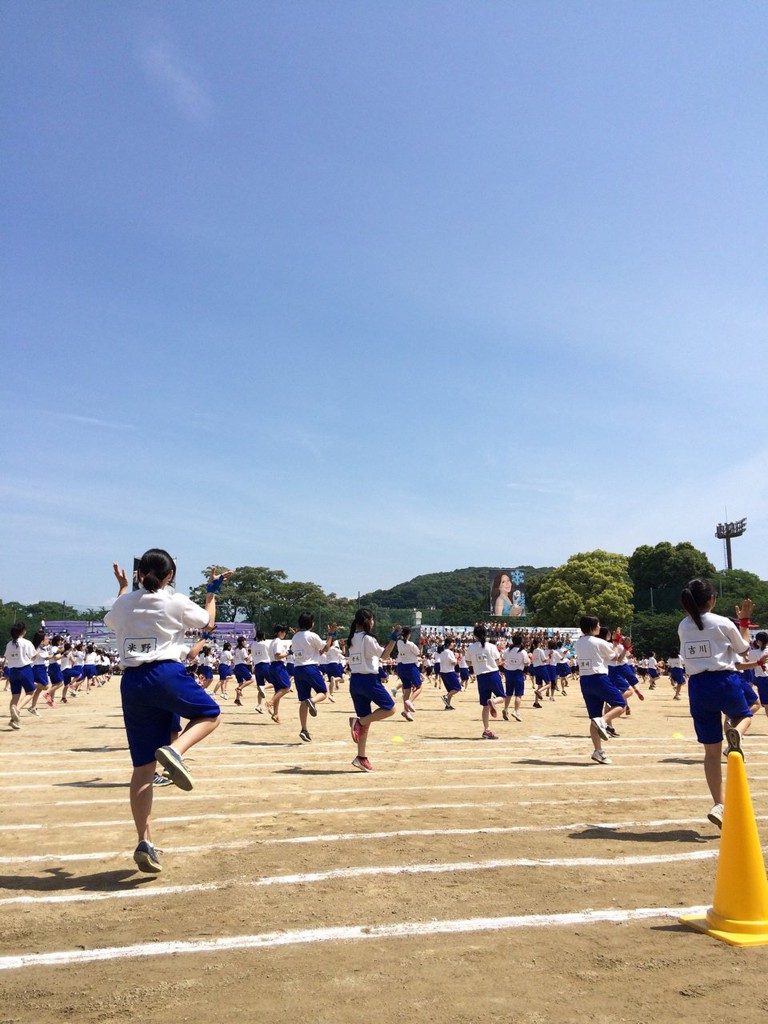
[724,727,744,760]
[299,729,312,742]
[133,840,162,873]
[606,726,620,738]
[306,697,318,717]
[154,746,194,791]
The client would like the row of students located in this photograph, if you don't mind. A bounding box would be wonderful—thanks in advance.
[3,627,116,727]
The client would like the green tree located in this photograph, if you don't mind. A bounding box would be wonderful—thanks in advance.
[714,569,768,623]
[630,612,681,658]
[628,542,716,613]
[532,550,634,627]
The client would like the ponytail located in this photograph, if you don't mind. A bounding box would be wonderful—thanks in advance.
[137,548,175,593]
[348,608,375,650]
[681,578,715,631]
[473,624,487,645]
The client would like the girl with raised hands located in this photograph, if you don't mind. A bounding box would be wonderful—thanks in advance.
[678,580,753,829]
[4,623,35,729]
[346,610,397,771]
[465,624,504,739]
[104,550,231,874]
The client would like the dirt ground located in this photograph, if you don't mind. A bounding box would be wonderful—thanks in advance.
[2,674,768,1023]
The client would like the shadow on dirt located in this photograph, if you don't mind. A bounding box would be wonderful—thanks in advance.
[0,867,156,893]
[569,825,712,844]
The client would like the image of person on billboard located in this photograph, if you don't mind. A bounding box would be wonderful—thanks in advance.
[490,570,525,617]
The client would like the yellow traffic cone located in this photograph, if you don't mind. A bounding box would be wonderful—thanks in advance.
[681,751,768,946]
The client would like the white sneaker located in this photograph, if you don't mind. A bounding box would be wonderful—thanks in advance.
[707,803,724,829]
[591,749,611,765]
[10,706,20,724]
[591,716,611,741]
[511,710,522,722]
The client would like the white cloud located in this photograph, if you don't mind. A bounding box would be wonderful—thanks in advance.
[137,32,213,124]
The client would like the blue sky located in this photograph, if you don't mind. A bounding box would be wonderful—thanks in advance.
[2,0,767,608]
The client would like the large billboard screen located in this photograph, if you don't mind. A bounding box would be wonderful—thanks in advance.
[489,568,526,618]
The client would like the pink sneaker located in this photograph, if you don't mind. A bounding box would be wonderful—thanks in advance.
[488,700,498,719]
[401,709,414,722]
[349,716,362,743]
[404,699,416,713]
[44,693,54,707]
[482,729,498,740]
[352,756,374,772]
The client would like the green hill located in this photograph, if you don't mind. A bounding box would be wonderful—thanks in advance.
[360,565,553,623]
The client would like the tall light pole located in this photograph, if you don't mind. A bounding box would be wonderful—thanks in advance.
[715,517,747,571]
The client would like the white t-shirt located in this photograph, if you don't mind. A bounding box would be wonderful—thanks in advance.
[503,646,529,671]
[396,640,421,665]
[439,648,457,672]
[234,646,250,665]
[465,641,501,675]
[4,638,35,668]
[574,634,614,676]
[326,642,345,666]
[104,586,209,668]
[268,637,291,662]
[291,630,325,666]
[678,612,749,675]
[667,655,684,670]
[32,645,50,666]
[347,631,384,674]
[250,640,270,664]
[531,647,548,668]
[751,646,768,678]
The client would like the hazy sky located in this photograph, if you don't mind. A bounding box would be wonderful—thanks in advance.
[2,0,767,608]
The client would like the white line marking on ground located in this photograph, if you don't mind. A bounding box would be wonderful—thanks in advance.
[48,783,768,807]
[0,849,726,907]
[2,814,756,865]
[0,801,503,832]
[0,904,711,971]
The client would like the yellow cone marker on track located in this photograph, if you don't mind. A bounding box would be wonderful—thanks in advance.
[681,751,768,946]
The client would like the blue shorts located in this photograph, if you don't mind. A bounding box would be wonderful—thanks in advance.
[33,665,50,687]
[325,663,343,679]
[756,676,768,705]
[286,662,295,679]
[741,677,758,707]
[234,664,252,683]
[619,664,639,687]
[397,663,422,689]
[670,667,685,685]
[503,668,525,697]
[556,663,570,678]
[199,666,213,680]
[294,664,328,702]
[477,670,504,705]
[63,668,77,684]
[459,667,470,682]
[579,673,627,719]
[9,666,35,695]
[688,670,753,745]
[47,663,63,684]
[269,662,292,691]
[648,668,659,679]
[441,671,462,693]
[349,672,395,718]
[532,665,547,686]
[121,660,221,767]
[254,663,271,687]
[218,665,232,679]
[84,665,97,679]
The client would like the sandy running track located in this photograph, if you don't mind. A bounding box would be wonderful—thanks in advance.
[2,676,768,1023]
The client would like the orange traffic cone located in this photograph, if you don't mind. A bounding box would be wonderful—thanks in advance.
[681,751,768,946]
